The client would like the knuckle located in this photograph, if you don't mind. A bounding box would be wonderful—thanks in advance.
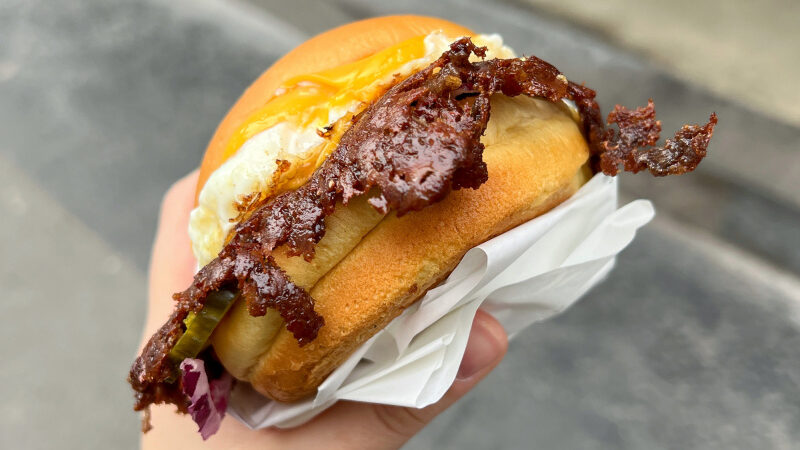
[163,179,185,205]
[371,404,429,439]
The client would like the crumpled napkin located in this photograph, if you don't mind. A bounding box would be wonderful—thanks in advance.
[228,174,655,428]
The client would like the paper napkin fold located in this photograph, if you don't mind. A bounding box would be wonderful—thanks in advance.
[228,174,655,428]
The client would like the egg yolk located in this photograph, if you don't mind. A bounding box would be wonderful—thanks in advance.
[221,34,431,162]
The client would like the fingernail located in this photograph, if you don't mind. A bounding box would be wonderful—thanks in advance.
[456,315,505,381]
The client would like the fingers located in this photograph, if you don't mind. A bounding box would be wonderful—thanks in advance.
[143,170,199,340]
[288,309,508,450]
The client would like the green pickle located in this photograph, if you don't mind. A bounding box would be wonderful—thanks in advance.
[168,289,238,365]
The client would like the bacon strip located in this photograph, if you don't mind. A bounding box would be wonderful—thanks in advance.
[567,84,717,175]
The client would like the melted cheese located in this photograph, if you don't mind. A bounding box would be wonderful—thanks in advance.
[222,35,428,162]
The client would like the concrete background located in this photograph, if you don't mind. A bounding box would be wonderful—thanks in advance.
[1,0,798,448]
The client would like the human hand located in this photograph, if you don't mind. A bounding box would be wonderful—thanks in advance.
[138,170,509,450]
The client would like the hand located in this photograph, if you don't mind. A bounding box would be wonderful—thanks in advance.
[139,171,509,450]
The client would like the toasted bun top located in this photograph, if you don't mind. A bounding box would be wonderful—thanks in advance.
[195,16,474,201]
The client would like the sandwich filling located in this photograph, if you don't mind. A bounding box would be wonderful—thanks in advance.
[131,36,716,432]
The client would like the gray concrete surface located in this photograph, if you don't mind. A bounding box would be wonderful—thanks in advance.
[1,0,798,448]
[0,156,146,449]
[522,0,800,127]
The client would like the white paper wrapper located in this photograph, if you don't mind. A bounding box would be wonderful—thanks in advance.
[227,173,655,429]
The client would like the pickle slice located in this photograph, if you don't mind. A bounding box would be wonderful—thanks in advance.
[168,290,238,364]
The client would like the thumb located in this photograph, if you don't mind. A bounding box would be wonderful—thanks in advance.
[285,309,508,450]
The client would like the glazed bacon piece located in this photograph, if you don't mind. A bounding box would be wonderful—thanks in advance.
[130,38,716,415]
[566,83,717,176]
[602,101,717,176]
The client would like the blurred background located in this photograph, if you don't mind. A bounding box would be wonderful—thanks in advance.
[2,0,798,448]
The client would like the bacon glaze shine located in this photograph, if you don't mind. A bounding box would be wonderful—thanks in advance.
[130,38,716,417]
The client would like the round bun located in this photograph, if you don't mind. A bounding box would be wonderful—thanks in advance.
[203,17,591,401]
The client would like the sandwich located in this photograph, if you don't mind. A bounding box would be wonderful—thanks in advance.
[129,15,717,438]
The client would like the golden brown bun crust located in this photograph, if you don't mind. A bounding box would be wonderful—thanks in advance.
[195,16,473,203]
[248,95,590,401]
